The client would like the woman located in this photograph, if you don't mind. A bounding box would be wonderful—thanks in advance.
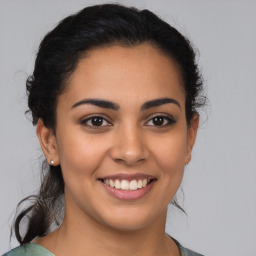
[4,3,205,256]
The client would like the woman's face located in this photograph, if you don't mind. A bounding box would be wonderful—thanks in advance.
[39,43,198,231]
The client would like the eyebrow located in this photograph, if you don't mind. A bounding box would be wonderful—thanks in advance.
[71,97,181,111]
[71,98,120,110]
[141,98,181,110]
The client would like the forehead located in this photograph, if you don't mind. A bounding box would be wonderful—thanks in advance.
[61,43,185,108]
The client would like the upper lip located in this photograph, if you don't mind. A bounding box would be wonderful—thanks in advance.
[98,173,157,181]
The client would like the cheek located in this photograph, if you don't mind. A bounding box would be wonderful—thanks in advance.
[150,129,187,199]
[56,131,108,182]
[153,131,187,172]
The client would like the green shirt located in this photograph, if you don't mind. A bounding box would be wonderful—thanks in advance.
[2,242,204,256]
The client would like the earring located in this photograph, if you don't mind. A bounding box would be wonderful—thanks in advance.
[50,160,54,165]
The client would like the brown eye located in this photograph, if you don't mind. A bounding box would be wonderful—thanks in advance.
[81,115,111,128]
[152,116,164,126]
[146,115,176,127]
[91,117,103,126]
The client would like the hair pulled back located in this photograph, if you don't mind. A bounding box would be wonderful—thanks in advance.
[14,3,204,245]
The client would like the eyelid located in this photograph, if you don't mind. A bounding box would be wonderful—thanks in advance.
[144,113,176,126]
[80,113,175,128]
[80,114,113,127]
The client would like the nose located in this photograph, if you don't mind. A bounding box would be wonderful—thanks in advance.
[109,125,149,166]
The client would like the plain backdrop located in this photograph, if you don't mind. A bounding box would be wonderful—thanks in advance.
[0,1,256,255]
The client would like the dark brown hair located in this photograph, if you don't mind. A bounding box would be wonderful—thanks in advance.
[14,3,205,244]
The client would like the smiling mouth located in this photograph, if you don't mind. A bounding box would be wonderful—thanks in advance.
[98,178,156,191]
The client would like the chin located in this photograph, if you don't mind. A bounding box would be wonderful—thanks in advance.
[93,206,165,232]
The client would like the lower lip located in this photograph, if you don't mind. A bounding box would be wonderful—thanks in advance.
[100,181,155,200]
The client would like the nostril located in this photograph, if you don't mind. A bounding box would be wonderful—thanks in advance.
[114,158,127,164]
[114,157,146,166]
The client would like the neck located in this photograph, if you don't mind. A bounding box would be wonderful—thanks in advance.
[37,202,179,256]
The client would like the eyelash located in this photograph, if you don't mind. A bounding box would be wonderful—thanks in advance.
[80,114,176,129]
[80,115,112,129]
[145,115,176,127]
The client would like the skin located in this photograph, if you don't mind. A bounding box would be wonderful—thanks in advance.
[36,43,199,256]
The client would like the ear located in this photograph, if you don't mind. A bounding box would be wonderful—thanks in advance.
[186,114,199,164]
[36,118,59,166]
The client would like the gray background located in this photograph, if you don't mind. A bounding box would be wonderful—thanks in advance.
[1,0,256,255]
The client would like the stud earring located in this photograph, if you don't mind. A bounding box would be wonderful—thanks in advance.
[50,160,54,165]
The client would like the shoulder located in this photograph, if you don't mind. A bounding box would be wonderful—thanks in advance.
[179,245,204,256]
[2,243,54,256]
[173,238,205,256]
[3,241,205,256]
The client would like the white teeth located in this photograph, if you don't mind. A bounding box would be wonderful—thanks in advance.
[115,179,121,189]
[137,180,142,188]
[120,180,129,190]
[142,179,147,187]
[103,178,152,190]
[109,179,115,188]
[129,180,138,190]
